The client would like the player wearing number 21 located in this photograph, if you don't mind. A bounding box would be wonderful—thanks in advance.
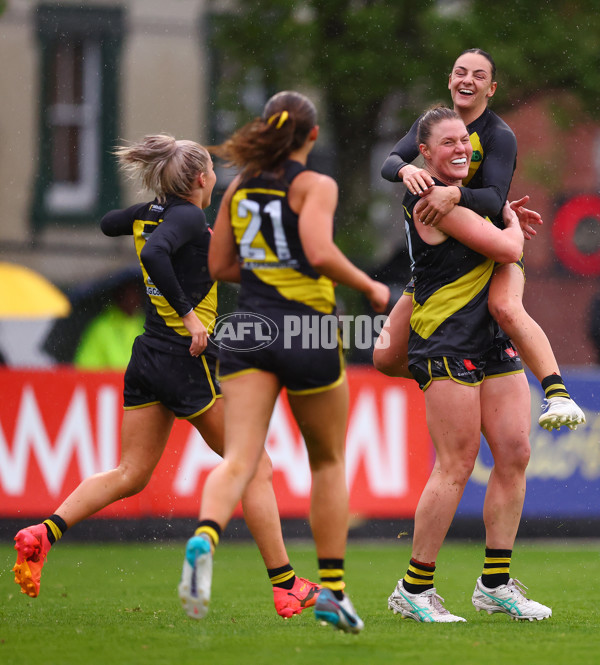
[179,90,389,633]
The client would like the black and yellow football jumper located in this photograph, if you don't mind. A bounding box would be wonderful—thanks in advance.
[217,160,344,394]
[384,107,545,392]
[381,107,517,227]
[101,195,217,353]
[403,179,498,366]
[100,195,220,418]
[233,160,335,315]
[402,179,523,391]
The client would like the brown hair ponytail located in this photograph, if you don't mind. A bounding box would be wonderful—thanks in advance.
[212,91,317,178]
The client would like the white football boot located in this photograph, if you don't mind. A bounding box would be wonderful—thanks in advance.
[388,580,466,623]
[539,396,585,431]
[472,577,552,621]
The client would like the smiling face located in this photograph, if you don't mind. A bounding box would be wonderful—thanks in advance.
[419,118,472,185]
[448,52,497,124]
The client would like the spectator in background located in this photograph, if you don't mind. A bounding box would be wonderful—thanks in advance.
[73,277,145,370]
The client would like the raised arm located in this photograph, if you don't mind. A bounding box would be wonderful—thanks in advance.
[100,203,147,237]
[296,172,389,313]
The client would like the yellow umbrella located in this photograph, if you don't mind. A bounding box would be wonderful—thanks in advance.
[0,262,71,319]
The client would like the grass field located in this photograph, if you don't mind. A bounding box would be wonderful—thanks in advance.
[1,539,599,665]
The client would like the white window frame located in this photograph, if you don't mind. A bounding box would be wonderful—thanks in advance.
[45,40,101,214]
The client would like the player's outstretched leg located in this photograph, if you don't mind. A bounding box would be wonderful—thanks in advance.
[472,577,552,621]
[178,535,213,619]
[314,588,364,633]
[388,579,466,623]
[539,396,586,431]
[13,524,52,598]
[273,576,321,618]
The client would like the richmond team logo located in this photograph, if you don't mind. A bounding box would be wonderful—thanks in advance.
[209,312,279,351]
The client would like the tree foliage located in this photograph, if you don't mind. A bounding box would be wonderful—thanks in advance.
[421,0,600,117]
[208,0,600,260]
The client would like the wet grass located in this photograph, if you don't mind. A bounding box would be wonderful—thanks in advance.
[1,540,599,665]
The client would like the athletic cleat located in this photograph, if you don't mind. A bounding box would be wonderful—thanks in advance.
[388,579,466,623]
[178,534,212,619]
[273,576,321,618]
[539,397,586,431]
[13,524,52,598]
[472,577,552,621]
[314,588,364,633]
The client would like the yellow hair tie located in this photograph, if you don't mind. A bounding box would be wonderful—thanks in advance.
[267,110,289,129]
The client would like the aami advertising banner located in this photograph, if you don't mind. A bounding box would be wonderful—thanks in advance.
[0,366,431,520]
[457,369,600,519]
[0,367,597,521]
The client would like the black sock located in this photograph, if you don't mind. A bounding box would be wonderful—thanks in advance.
[318,558,345,600]
[541,374,570,400]
[268,563,295,590]
[43,514,68,545]
[194,520,222,548]
[481,548,512,588]
[403,558,435,594]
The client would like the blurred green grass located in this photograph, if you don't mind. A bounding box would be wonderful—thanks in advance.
[1,540,599,665]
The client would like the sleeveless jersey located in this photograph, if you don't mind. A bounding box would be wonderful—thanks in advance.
[230,160,336,315]
[403,181,498,360]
